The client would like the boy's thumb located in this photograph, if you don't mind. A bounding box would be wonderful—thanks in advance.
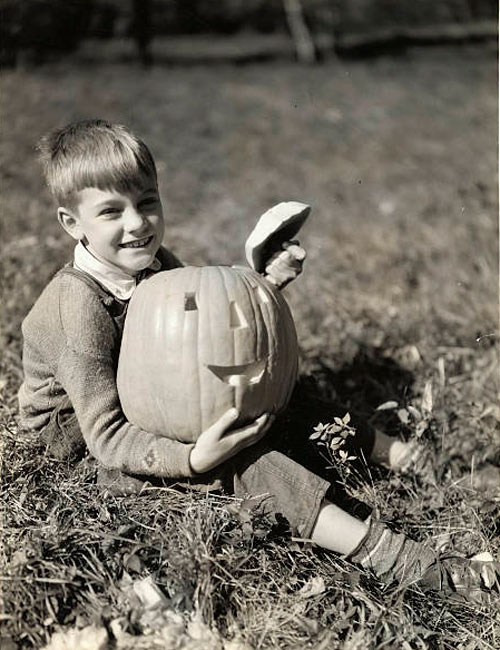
[221,407,239,425]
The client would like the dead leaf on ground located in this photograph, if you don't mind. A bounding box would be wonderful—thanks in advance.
[41,625,108,650]
[297,575,326,599]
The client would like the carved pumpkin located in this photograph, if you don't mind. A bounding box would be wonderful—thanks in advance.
[117,265,298,443]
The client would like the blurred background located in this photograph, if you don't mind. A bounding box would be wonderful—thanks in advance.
[0,0,498,66]
[1,0,498,399]
[1,0,498,67]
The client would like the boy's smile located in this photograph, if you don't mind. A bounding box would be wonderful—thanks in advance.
[58,183,165,275]
[120,235,155,249]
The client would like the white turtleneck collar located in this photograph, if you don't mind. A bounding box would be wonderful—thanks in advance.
[73,242,161,300]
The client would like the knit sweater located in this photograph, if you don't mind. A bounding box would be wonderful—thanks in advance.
[18,246,197,478]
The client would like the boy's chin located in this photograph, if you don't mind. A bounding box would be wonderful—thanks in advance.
[119,252,157,275]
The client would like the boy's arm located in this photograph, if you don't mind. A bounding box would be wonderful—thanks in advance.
[55,278,195,478]
[55,276,271,477]
[57,345,196,477]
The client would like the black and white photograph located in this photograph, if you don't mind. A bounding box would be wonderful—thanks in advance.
[1,2,499,648]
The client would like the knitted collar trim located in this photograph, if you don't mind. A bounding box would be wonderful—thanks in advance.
[73,242,160,300]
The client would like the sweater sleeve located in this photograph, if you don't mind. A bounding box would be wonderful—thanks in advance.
[55,276,196,478]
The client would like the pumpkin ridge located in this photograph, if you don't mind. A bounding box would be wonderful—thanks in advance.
[199,266,214,435]
[258,278,271,413]
[191,267,203,440]
[240,269,259,383]
[243,269,264,416]
[220,265,239,415]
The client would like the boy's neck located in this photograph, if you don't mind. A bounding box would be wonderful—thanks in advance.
[73,242,160,300]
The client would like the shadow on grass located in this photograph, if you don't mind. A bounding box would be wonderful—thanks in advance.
[301,346,415,424]
[272,347,416,519]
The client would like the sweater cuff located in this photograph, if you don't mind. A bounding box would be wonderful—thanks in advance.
[155,438,197,479]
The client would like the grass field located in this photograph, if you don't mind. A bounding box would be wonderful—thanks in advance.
[1,44,499,649]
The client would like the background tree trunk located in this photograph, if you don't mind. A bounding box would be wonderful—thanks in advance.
[283,0,316,63]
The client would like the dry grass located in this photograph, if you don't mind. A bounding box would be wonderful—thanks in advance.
[1,44,499,649]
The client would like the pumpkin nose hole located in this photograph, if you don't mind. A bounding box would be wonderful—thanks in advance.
[229,301,248,329]
[184,292,198,311]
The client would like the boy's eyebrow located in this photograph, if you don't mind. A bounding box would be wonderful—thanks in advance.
[92,198,125,208]
[91,187,159,208]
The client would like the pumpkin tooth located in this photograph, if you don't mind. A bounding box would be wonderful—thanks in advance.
[207,359,266,386]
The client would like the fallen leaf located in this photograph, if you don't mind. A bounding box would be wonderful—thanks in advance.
[376,401,398,411]
[407,405,421,420]
[470,551,494,562]
[471,464,500,493]
[437,357,446,387]
[133,576,170,610]
[122,552,145,574]
[397,409,410,424]
[421,381,433,413]
[41,625,108,650]
[187,614,224,649]
[297,576,325,598]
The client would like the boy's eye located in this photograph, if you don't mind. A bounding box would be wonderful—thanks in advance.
[139,197,159,209]
[99,207,121,216]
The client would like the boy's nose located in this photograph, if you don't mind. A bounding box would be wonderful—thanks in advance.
[123,208,146,232]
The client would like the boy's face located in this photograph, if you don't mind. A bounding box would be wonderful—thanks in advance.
[58,178,165,275]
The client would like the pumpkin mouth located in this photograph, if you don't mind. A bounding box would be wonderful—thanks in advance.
[206,359,266,387]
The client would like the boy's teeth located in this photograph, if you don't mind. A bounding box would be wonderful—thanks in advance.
[123,237,151,248]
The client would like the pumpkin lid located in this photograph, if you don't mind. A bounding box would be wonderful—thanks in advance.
[245,201,311,273]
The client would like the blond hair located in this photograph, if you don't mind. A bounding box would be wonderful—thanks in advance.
[37,119,157,207]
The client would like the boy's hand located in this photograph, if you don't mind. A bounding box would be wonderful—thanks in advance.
[263,240,306,289]
[189,409,274,474]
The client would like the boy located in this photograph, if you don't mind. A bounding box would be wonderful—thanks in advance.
[19,119,498,602]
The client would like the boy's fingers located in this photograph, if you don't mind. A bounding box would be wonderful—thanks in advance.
[255,412,275,434]
[212,407,240,437]
[264,273,280,287]
[234,413,273,442]
[282,241,306,261]
[244,412,271,433]
[266,252,302,276]
[237,426,269,450]
[278,248,304,266]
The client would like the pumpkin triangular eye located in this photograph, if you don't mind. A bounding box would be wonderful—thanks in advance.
[229,301,248,329]
[184,292,198,311]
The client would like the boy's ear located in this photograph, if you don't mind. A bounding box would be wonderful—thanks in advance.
[57,207,84,241]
